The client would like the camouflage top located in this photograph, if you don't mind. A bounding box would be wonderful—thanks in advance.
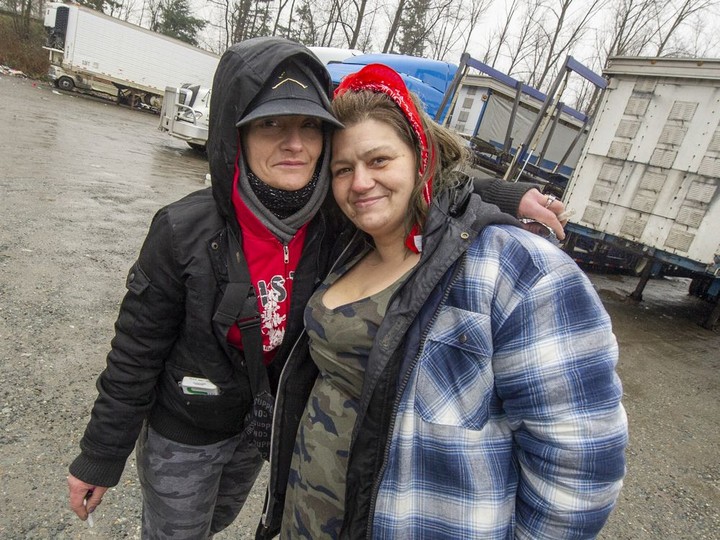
[281,256,407,539]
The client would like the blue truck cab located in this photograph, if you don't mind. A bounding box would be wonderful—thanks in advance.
[326,53,458,120]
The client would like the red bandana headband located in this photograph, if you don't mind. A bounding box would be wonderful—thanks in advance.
[334,63,434,253]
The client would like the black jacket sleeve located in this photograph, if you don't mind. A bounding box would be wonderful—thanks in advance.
[472,176,539,216]
[69,209,185,487]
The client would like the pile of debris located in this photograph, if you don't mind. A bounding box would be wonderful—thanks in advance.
[0,65,27,77]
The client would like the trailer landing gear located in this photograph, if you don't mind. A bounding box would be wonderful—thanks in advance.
[628,261,654,302]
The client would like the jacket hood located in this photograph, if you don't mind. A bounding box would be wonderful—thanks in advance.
[207,37,336,225]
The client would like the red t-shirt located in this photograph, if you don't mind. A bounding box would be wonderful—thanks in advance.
[228,172,308,365]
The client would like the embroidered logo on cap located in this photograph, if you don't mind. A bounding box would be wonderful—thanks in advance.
[271,72,308,91]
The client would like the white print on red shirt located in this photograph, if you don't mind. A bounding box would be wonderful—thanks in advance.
[256,272,294,352]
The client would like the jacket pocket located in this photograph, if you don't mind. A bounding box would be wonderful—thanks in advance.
[160,365,252,432]
[414,306,494,430]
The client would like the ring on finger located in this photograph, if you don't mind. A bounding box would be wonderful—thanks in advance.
[545,194,557,208]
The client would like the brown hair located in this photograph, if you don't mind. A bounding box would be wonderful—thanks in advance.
[331,90,469,233]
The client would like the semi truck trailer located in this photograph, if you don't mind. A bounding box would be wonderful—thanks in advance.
[562,56,720,327]
[43,2,220,109]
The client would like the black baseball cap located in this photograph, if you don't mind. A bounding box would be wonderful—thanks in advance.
[237,61,343,128]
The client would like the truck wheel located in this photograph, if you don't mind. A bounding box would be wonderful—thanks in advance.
[689,277,709,298]
[188,143,206,153]
[143,93,160,107]
[57,77,75,91]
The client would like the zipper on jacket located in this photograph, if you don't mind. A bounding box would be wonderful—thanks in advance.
[364,255,466,539]
[259,238,311,533]
[258,326,305,534]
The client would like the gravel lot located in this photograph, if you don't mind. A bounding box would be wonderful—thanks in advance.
[1,74,718,539]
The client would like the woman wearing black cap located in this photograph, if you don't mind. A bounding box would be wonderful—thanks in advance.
[65,36,566,538]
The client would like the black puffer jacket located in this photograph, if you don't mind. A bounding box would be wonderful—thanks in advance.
[69,37,340,488]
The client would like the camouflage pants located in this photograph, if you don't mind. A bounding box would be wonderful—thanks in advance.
[136,422,264,539]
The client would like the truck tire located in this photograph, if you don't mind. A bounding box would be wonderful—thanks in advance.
[57,77,75,91]
[143,93,160,107]
[689,277,709,298]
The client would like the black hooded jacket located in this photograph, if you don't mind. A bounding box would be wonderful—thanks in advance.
[69,37,342,488]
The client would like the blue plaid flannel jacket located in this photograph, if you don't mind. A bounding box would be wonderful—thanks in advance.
[371,224,628,539]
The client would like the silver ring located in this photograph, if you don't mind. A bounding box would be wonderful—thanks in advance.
[545,195,557,209]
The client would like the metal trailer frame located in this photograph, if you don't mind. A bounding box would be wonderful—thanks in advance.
[437,54,605,187]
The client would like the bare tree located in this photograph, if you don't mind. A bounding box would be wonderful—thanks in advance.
[294,0,318,43]
[383,0,407,52]
[600,0,658,57]
[282,0,358,46]
[679,11,720,56]
[420,0,462,58]
[144,0,163,32]
[187,0,720,78]
[201,0,238,50]
[232,0,274,43]
[524,0,607,90]
[476,0,605,92]
[136,0,152,27]
[320,0,347,45]
[112,0,135,22]
[354,7,378,51]
[655,0,718,56]
[307,0,383,48]
[272,0,294,35]
[480,0,523,66]
[347,0,372,48]
[457,0,493,56]
[429,0,467,59]
[501,0,544,76]
[408,0,478,59]
[587,0,719,65]
[11,0,35,39]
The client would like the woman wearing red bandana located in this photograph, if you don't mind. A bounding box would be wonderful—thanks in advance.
[258,65,628,540]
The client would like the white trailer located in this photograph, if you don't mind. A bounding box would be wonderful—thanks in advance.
[562,56,720,327]
[43,2,220,109]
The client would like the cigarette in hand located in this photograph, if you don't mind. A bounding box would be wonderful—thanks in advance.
[557,209,576,221]
[84,494,95,528]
